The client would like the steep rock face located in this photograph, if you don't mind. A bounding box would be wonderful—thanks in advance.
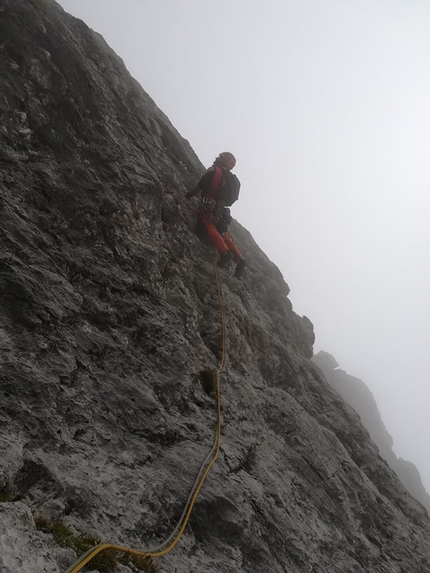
[1,1,430,572]
[313,351,430,514]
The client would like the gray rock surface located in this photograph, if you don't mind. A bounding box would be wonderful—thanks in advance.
[0,501,74,573]
[1,1,430,572]
[313,351,430,515]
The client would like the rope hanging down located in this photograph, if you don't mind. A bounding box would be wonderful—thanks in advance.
[63,253,226,573]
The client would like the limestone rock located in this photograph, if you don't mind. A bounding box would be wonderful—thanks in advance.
[0,501,73,573]
[313,350,430,513]
[1,1,430,572]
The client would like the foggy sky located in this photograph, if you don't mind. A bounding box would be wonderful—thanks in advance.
[57,0,430,492]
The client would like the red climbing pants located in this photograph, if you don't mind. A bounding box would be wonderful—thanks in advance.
[222,230,243,262]
[199,213,229,255]
[202,217,229,255]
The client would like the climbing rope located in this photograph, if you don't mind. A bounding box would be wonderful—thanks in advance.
[64,252,226,573]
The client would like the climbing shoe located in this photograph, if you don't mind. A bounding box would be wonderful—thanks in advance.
[217,250,234,268]
[234,258,246,279]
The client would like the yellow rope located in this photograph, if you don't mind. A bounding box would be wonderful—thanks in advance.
[64,252,226,572]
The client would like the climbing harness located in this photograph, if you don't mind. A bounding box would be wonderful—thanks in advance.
[64,252,226,573]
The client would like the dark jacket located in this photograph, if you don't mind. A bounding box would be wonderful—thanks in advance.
[187,166,227,208]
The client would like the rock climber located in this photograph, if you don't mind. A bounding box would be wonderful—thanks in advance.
[186,152,244,276]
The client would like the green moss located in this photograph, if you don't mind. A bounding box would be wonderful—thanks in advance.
[0,490,17,503]
[198,368,215,394]
[34,516,158,573]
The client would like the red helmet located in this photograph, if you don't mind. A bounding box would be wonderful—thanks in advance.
[215,152,236,170]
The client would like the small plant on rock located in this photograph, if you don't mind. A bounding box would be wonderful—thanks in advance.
[34,516,158,573]
[0,490,17,503]
[119,552,159,573]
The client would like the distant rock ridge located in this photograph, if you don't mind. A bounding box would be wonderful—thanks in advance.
[312,351,430,513]
[1,1,430,572]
